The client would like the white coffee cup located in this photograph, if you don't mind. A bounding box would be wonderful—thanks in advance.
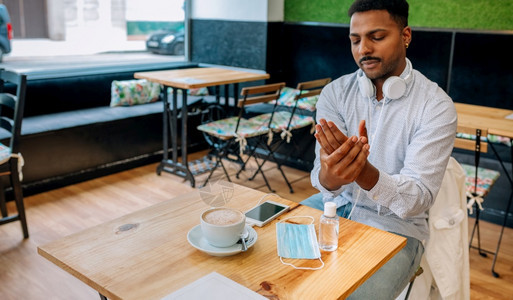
[200,207,246,248]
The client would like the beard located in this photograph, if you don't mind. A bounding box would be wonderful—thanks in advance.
[359,56,402,81]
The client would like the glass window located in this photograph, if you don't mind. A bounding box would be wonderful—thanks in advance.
[1,0,186,63]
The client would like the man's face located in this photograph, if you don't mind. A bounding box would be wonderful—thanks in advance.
[349,10,411,82]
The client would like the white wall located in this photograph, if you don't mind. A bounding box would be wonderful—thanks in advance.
[191,0,283,22]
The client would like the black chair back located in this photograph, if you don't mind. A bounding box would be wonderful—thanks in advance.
[0,69,27,153]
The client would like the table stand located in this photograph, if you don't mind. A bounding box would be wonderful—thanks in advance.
[156,84,240,187]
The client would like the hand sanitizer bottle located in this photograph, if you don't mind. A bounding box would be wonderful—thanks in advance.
[319,202,339,251]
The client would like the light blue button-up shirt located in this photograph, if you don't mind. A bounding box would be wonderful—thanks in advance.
[311,61,457,242]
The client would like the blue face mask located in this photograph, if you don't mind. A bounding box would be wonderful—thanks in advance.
[276,216,324,270]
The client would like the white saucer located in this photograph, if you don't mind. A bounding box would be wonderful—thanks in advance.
[187,224,257,257]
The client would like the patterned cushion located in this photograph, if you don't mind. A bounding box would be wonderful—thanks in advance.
[271,87,319,111]
[295,95,320,111]
[249,111,314,131]
[0,142,11,163]
[197,117,269,139]
[275,87,297,106]
[110,79,161,107]
[461,163,500,196]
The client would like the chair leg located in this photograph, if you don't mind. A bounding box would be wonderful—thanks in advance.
[469,213,477,247]
[404,266,423,300]
[490,189,513,278]
[475,204,487,257]
[219,159,231,182]
[248,150,271,181]
[10,166,29,239]
[201,148,233,188]
[258,166,275,193]
[235,145,258,179]
[404,280,414,300]
[0,179,7,218]
[201,160,220,188]
[270,152,294,193]
[247,139,294,193]
[263,142,294,193]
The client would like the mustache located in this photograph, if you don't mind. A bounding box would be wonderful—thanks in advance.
[359,56,381,64]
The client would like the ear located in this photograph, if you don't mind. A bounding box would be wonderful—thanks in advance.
[402,26,412,46]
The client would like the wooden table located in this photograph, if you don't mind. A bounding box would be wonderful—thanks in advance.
[455,102,513,139]
[134,67,270,187]
[38,183,406,300]
[455,102,513,277]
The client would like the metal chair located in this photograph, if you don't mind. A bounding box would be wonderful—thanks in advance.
[197,82,285,188]
[0,69,29,238]
[238,78,331,193]
[404,266,423,299]
[455,124,502,277]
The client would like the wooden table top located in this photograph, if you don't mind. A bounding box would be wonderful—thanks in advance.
[455,102,513,138]
[38,183,406,300]
[134,67,270,89]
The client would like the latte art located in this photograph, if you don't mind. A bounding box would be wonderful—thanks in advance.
[203,208,244,226]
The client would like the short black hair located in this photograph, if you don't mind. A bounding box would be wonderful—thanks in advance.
[348,0,409,28]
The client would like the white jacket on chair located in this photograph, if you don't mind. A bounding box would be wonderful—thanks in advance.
[406,157,470,300]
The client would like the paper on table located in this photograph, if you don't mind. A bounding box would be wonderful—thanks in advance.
[505,113,513,120]
[162,272,267,300]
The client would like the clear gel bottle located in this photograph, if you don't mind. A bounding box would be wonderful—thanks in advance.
[319,202,339,251]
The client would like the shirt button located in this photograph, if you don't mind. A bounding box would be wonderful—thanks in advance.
[373,196,378,200]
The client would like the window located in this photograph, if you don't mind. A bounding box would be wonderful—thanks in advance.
[1,0,186,61]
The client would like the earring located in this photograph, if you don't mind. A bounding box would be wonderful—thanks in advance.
[405,43,409,49]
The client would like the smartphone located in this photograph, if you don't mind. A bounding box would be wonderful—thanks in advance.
[245,200,290,227]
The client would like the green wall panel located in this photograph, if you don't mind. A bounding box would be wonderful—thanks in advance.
[285,0,513,31]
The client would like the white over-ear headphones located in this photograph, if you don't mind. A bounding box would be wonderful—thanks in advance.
[357,58,413,100]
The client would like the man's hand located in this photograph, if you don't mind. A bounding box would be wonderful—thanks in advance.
[315,119,369,155]
[315,118,370,190]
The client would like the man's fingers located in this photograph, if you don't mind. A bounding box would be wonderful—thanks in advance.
[328,121,348,144]
[359,120,368,139]
[326,135,358,164]
[319,119,342,149]
[331,137,369,181]
[335,136,364,164]
[315,124,336,154]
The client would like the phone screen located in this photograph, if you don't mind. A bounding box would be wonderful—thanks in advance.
[245,201,288,222]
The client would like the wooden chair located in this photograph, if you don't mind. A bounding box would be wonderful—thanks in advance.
[238,78,331,193]
[197,82,285,189]
[0,69,29,238]
[455,124,501,276]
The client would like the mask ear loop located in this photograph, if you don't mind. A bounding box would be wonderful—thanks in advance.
[279,257,325,271]
[277,216,325,270]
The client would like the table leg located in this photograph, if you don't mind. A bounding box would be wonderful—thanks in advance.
[233,83,239,106]
[171,88,179,164]
[157,87,179,175]
[181,90,195,187]
[224,84,230,111]
[156,87,199,186]
[157,87,169,175]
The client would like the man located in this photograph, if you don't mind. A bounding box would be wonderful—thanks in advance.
[302,0,457,298]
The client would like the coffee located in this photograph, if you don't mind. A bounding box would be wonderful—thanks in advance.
[201,208,246,248]
[203,208,243,226]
